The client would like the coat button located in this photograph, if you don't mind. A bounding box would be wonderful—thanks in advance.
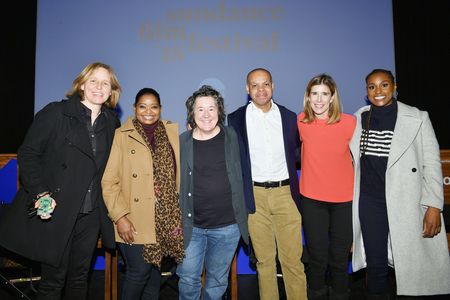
[132,173,138,178]
[134,198,139,202]
[131,149,135,154]
[189,171,191,175]
[188,193,191,197]
[412,168,417,172]
[54,187,61,193]
[188,213,192,217]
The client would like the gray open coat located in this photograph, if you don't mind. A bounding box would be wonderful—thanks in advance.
[350,101,450,295]
[179,126,249,249]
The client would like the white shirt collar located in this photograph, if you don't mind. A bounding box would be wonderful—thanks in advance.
[248,99,278,113]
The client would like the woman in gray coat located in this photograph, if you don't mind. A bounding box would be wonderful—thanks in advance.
[177,85,248,300]
[350,69,450,298]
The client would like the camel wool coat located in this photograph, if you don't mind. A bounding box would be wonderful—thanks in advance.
[350,101,450,295]
[102,117,180,245]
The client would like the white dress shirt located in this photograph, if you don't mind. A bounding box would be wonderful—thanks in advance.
[246,100,289,182]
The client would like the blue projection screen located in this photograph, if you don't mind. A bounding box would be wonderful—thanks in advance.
[36,0,394,124]
[35,0,395,274]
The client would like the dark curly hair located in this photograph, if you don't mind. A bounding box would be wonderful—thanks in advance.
[185,85,226,129]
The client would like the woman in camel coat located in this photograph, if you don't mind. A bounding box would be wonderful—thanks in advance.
[102,88,184,300]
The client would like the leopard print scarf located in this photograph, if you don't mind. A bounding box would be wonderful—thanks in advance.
[132,118,184,268]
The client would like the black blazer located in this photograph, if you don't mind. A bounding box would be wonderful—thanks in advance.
[0,95,120,267]
[227,102,301,213]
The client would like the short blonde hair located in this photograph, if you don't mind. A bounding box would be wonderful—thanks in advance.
[301,74,341,124]
[66,62,121,108]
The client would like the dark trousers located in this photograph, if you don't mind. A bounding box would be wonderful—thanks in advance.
[301,196,352,292]
[359,193,390,294]
[118,243,161,300]
[36,208,100,300]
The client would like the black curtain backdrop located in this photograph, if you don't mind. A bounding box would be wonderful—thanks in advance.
[1,0,449,153]
[1,1,36,153]
[392,0,450,149]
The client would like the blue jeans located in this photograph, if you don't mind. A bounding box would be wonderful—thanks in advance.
[177,223,240,300]
[118,243,161,300]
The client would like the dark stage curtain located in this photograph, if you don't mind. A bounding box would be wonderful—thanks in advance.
[392,0,450,148]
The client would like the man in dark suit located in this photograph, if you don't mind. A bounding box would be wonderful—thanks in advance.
[227,68,307,299]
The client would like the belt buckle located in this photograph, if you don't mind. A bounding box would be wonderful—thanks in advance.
[264,181,276,189]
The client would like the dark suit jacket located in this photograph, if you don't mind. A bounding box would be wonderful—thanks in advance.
[0,95,120,267]
[227,102,301,213]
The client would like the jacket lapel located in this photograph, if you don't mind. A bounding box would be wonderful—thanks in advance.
[104,111,117,151]
[63,98,95,161]
[234,106,250,157]
[66,121,95,160]
[120,117,147,147]
[278,105,290,155]
[164,121,181,190]
[127,129,147,147]
[165,122,180,155]
[185,131,194,171]
[387,103,422,169]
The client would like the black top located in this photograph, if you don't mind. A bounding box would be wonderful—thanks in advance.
[78,102,108,213]
[360,100,397,198]
[193,128,235,228]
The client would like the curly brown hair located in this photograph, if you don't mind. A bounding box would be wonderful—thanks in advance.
[185,85,225,129]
